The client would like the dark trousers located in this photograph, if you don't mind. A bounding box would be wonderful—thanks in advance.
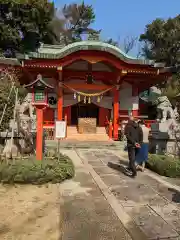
[127,146,138,175]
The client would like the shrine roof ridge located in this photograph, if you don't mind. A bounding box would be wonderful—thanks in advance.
[20,41,155,65]
[0,57,21,66]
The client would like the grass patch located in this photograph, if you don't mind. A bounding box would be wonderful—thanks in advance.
[147,154,180,178]
[0,153,74,185]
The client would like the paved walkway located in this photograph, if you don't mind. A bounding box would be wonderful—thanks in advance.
[59,149,133,240]
[59,148,180,240]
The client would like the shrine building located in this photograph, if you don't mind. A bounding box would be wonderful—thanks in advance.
[0,41,171,142]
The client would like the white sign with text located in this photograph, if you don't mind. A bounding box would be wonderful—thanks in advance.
[55,121,67,139]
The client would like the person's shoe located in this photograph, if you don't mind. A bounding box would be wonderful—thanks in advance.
[125,167,131,173]
[131,172,137,178]
[136,165,140,170]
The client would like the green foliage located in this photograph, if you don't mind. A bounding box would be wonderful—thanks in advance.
[0,0,98,54]
[0,154,74,184]
[0,0,55,56]
[57,1,98,44]
[140,15,180,91]
[147,154,180,178]
[140,15,180,66]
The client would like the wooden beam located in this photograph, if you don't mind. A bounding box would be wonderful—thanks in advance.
[64,83,111,90]
[57,66,63,81]
[63,70,117,79]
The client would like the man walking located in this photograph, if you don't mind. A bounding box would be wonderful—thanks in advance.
[125,117,143,177]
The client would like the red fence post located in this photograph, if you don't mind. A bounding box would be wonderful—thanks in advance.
[109,120,113,139]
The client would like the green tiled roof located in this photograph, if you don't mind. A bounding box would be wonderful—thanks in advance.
[22,41,155,65]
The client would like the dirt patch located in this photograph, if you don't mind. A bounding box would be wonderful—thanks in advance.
[0,184,60,240]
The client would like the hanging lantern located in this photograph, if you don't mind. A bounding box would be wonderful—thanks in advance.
[97,96,101,103]
[78,95,81,102]
[74,92,76,99]
[84,96,86,103]
[88,97,91,104]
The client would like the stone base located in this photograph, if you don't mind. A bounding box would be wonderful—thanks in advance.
[149,138,179,155]
[149,119,179,155]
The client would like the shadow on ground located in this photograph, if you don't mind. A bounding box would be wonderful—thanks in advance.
[168,187,180,203]
[107,162,132,178]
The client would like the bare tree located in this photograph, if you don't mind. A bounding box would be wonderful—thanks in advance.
[123,36,138,54]
[106,35,138,55]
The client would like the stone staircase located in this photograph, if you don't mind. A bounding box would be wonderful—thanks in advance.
[66,126,110,141]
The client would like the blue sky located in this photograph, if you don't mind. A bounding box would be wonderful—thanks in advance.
[54,0,180,56]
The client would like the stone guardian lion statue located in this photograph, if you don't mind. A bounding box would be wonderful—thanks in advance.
[154,96,176,122]
[149,86,178,122]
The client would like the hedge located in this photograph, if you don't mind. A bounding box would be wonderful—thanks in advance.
[147,154,180,178]
[0,153,74,184]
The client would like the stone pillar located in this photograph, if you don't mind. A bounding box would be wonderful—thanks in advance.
[132,86,139,117]
[113,86,119,140]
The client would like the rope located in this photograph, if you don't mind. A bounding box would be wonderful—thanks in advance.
[0,82,15,126]
[63,83,115,97]
[10,88,18,159]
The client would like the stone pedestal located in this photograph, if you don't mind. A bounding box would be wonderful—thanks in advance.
[149,120,178,155]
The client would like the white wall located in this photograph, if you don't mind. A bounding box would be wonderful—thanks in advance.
[119,83,132,110]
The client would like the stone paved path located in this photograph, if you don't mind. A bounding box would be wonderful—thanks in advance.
[77,149,180,240]
[59,149,133,240]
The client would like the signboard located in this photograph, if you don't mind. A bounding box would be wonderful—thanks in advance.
[55,121,67,139]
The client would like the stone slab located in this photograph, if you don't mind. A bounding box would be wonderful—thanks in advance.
[100,174,125,188]
[60,168,132,240]
[72,171,103,197]
[150,203,180,234]
[148,193,169,207]
[139,175,180,205]
[88,160,105,167]
[125,205,178,239]
[111,183,157,206]
[93,166,119,176]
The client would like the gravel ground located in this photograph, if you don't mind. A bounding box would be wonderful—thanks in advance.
[0,184,60,240]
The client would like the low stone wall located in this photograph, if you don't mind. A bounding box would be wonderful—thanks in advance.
[78,118,97,134]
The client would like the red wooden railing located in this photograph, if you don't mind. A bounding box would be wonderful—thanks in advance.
[105,116,113,139]
[144,120,156,128]
[43,121,55,126]
[43,115,68,140]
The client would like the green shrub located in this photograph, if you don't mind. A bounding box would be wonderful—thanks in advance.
[147,154,180,178]
[0,154,74,184]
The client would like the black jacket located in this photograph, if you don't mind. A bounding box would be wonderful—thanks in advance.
[125,120,143,147]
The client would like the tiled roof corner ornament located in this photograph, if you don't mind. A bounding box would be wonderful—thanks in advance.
[88,31,100,41]
[37,74,42,81]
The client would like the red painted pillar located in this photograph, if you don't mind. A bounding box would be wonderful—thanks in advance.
[109,120,113,139]
[57,87,63,120]
[63,106,71,125]
[113,87,119,140]
[36,107,44,160]
[132,86,139,117]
